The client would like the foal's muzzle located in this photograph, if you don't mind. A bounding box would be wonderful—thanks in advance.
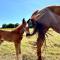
[26,33,30,37]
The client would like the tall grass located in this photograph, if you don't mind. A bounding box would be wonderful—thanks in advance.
[0,28,60,60]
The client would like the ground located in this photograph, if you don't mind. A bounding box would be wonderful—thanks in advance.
[0,28,60,60]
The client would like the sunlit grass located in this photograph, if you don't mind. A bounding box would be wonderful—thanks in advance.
[0,28,60,60]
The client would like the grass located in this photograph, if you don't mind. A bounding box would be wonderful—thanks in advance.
[0,28,60,60]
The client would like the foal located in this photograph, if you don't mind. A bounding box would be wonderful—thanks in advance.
[0,18,29,60]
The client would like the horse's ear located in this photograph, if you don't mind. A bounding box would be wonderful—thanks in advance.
[27,19,30,23]
[22,18,26,23]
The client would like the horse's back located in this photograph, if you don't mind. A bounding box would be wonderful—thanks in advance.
[48,6,60,15]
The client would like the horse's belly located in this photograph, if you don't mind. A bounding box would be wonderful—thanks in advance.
[1,36,13,42]
[1,34,16,42]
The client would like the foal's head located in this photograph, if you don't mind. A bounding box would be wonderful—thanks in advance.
[22,18,30,35]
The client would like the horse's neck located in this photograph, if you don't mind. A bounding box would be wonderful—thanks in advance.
[48,9,60,33]
[38,8,60,33]
[51,14,60,33]
[12,24,24,33]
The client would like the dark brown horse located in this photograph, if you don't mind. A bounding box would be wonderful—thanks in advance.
[26,6,60,60]
[0,18,29,60]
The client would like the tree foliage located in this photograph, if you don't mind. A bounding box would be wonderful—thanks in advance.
[2,24,7,28]
[2,23,19,28]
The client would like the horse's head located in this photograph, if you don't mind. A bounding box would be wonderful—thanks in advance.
[31,10,40,21]
[22,18,30,35]
[27,18,37,28]
[27,10,40,28]
[26,10,45,36]
[26,11,39,36]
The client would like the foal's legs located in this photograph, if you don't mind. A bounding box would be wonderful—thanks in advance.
[14,42,21,60]
[0,40,3,44]
[0,36,3,44]
[19,42,21,54]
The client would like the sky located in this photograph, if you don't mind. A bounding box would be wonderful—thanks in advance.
[0,0,60,27]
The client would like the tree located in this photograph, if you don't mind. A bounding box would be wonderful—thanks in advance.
[2,24,7,28]
[2,23,19,28]
[6,23,14,28]
[14,23,19,28]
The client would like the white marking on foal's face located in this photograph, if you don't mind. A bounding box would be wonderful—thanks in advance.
[24,23,29,34]
[26,23,28,28]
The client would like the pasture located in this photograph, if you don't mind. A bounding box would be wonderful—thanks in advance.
[0,28,60,60]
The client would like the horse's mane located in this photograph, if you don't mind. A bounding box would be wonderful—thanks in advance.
[31,8,49,20]
[12,24,22,32]
[32,10,39,16]
[15,24,21,29]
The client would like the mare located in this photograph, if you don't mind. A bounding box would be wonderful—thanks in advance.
[26,6,60,60]
[0,18,29,60]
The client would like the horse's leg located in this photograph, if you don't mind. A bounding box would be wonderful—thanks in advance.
[14,42,20,60]
[37,34,45,60]
[19,41,21,54]
[0,40,3,45]
[18,41,22,60]
[0,36,3,45]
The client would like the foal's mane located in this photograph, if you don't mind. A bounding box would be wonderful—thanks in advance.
[12,24,23,32]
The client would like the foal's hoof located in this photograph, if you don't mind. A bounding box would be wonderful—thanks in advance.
[0,40,3,44]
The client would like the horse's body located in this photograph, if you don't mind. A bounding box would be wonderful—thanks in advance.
[0,19,29,60]
[0,30,22,42]
[27,6,60,60]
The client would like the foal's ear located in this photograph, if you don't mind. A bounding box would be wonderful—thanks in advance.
[22,18,26,23]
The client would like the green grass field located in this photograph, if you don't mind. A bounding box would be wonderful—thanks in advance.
[0,28,60,60]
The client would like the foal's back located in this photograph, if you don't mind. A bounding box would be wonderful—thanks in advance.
[0,30,21,42]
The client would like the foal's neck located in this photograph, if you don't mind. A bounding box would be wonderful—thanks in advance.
[12,24,24,33]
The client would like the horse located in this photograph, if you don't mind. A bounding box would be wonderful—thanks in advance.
[26,6,60,60]
[0,18,29,60]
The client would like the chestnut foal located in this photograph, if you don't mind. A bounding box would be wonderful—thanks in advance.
[0,18,29,60]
